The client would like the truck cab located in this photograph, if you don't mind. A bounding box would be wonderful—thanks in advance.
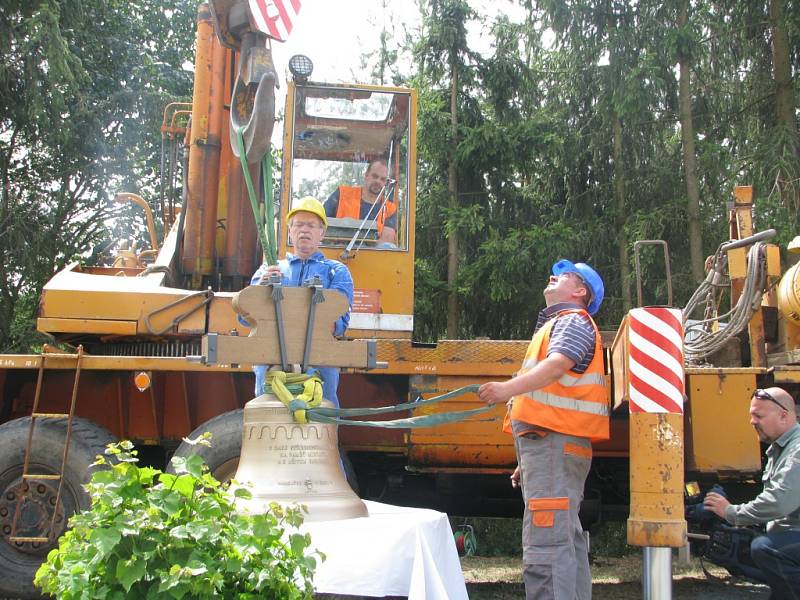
[280,80,417,339]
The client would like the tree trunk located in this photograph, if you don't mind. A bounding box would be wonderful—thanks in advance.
[768,0,800,209]
[378,0,389,85]
[678,2,704,283]
[446,55,459,338]
[0,137,13,348]
[613,115,632,310]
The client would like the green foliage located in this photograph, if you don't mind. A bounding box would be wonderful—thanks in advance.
[0,0,195,351]
[34,440,320,600]
[5,290,50,353]
[3,0,798,347]
[407,0,799,339]
[589,520,635,558]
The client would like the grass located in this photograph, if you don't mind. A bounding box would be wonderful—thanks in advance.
[461,554,770,600]
[461,547,753,584]
[458,520,770,599]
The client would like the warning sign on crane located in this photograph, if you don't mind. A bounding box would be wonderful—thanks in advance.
[249,0,301,42]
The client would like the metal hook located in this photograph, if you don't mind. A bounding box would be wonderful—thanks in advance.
[229,31,277,164]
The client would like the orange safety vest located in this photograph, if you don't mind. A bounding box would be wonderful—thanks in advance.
[336,186,397,235]
[503,308,610,442]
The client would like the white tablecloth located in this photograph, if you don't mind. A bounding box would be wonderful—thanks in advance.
[301,501,468,599]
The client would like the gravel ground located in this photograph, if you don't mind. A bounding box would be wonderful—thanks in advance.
[9,556,769,600]
[462,555,771,600]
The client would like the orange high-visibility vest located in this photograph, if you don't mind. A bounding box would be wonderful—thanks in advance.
[336,186,397,235]
[504,308,609,442]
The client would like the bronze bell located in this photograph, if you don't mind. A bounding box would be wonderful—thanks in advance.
[233,392,368,521]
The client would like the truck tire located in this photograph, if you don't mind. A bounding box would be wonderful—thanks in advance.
[0,416,115,599]
[169,409,360,493]
[169,409,243,482]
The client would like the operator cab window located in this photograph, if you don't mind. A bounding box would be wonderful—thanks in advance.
[288,86,411,252]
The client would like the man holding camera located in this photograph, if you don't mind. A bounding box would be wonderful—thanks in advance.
[704,387,800,599]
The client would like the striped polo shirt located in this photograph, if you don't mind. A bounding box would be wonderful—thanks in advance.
[534,302,596,374]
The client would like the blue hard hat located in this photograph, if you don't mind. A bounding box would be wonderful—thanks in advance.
[552,259,604,315]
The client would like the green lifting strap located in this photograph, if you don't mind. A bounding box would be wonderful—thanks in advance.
[261,144,277,264]
[235,127,277,266]
[302,403,496,429]
[263,379,497,428]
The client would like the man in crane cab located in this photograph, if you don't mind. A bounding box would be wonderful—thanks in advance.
[478,260,608,600]
[704,387,800,599]
[323,158,398,246]
[248,196,354,407]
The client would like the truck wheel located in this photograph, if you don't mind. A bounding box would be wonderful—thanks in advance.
[0,416,115,599]
[169,409,244,482]
[169,409,360,493]
[341,452,360,496]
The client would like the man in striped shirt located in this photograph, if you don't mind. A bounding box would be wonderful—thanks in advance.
[479,260,607,600]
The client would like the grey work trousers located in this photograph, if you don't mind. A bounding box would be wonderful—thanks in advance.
[513,422,592,600]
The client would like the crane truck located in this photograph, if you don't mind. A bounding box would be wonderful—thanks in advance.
[1,2,799,597]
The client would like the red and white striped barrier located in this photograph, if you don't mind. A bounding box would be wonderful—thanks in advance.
[628,307,685,414]
[249,0,302,42]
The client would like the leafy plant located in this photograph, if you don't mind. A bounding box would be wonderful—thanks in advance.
[34,439,321,599]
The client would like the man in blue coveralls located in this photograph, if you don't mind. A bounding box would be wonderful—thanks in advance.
[249,196,354,406]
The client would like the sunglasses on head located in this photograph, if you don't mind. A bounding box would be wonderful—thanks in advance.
[753,389,789,412]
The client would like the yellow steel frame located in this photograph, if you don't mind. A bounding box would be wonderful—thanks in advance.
[0,354,252,373]
[684,369,762,474]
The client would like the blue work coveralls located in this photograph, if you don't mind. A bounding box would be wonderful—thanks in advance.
[249,251,354,406]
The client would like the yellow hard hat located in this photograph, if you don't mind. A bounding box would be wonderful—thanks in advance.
[287,196,327,228]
